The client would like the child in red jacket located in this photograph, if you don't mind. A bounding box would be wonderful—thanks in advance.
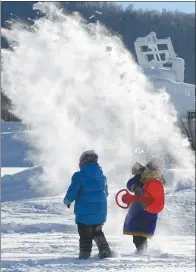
[123,158,165,254]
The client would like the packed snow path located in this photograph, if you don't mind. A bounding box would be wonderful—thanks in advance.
[1,170,195,272]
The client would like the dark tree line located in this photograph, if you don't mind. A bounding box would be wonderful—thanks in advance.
[1,1,195,121]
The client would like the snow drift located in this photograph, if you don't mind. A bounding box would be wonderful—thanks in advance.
[1,122,33,167]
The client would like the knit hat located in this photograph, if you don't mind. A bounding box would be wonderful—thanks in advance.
[146,157,164,171]
[140,158,164,183]
[79,150,98,168]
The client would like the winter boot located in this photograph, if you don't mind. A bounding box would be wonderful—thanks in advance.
[77,223,93,260]
[79,240,92,259]
[94,234,112,259]
[133,236,148,254]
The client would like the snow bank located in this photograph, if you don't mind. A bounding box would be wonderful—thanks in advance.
[164,168,195,192]
[1,166,42,202]
[1,222,73,234]
[1,122,33,167]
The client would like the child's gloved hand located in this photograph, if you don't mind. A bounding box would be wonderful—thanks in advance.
[131,185,143,196]
[63,197,71,208]
[134,187,143,196]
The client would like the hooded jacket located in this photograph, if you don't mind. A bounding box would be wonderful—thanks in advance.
[64,162,108,225]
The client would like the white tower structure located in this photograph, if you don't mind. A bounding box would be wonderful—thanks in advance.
[134,32,195,149]
[134,31,185,82]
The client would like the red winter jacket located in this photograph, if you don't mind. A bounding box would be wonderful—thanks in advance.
[122,179,165,214]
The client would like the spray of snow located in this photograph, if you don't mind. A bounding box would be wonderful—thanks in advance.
[2,2,195,200]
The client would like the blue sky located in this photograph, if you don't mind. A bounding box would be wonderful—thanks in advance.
[117,2,195,13]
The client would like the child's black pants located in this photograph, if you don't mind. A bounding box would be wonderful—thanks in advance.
[77,222,111,259]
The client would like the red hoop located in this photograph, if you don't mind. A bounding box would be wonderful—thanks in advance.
[115,189,130,209]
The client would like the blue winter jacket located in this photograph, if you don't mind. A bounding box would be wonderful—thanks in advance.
[64,162,108,225]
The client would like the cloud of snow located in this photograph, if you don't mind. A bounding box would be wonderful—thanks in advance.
[2,0,195,210]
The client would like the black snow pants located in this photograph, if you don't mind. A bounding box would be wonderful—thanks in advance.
[77,223,111,259]
[133,236,148,253]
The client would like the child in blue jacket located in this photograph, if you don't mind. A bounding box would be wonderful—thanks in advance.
[63,150,111,260]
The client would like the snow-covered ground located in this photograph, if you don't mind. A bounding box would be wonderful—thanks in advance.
[1,167,195,272]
